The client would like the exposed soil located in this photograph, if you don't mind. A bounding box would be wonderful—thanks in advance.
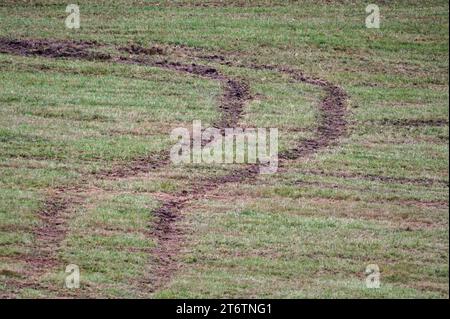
[119,44,165,56]
[0,37,347,295]
[368,118,449,127]
[297,169,449,187]
[0,38,109,60]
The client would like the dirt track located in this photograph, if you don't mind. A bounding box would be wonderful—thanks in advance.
[0,38,347,295]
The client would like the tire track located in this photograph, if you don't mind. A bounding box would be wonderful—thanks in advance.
[0,38,252,294]
[0,38,347,295]
[143,62,348,292]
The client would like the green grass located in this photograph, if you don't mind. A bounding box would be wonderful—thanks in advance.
[0,0,448,298]
[156,203,447,298]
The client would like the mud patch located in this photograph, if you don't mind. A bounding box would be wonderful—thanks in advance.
[0,38,110,60]
[119,44,165,56]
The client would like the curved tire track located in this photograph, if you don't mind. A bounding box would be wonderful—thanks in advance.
[0,38,347,295]
[145,62,348,292]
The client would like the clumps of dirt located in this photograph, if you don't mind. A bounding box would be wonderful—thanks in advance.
[153,60,220,77]
[198,54,226,62]
[369,118,449,127]
[0,38,110,60]
[119,44,165,56]
[216,79,251,129]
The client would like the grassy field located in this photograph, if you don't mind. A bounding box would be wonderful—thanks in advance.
[0,0,448,298]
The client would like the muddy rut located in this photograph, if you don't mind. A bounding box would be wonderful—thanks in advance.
[0,38,347,295]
